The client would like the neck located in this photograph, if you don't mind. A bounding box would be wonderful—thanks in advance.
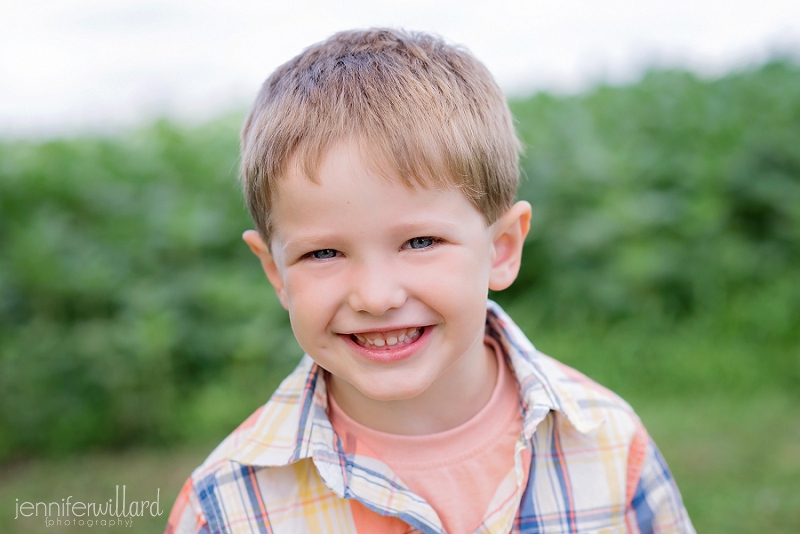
[328,335,498,435]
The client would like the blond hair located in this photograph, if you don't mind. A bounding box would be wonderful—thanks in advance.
[240,28,520,241]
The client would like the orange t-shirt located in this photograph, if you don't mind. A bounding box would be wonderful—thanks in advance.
[328,337,525,534]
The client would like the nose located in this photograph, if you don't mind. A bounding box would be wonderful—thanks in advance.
[347,259,407,316]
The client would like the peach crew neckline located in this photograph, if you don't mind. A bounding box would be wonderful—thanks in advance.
[328,336,523,534]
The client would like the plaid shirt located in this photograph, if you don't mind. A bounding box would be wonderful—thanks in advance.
[166,301,695,534]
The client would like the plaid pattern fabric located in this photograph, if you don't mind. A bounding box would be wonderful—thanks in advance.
[166,301,695,534]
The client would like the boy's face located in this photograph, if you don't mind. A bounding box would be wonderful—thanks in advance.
[244,140,530,409]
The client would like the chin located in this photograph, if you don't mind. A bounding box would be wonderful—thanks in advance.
[355,378,432,403]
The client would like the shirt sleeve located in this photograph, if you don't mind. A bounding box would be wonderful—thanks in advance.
[165,477,210,534]
[624,433,696,534]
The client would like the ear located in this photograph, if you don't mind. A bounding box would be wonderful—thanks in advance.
[242,230,288,309]
[488,201,532,291]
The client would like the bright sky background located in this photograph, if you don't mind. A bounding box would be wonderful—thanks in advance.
[2,0,799,137]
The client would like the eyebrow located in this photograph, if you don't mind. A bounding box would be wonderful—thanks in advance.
[279,234,342,254]
[388,219,462,235]
[278,218,465,254]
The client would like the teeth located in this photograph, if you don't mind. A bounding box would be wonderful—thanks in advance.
[352,327,423,349]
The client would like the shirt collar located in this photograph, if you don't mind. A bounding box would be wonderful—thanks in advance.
[226,300,602,472]
[485,300,604,437]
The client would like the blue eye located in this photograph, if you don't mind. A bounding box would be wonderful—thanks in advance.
[311,249,337,259]
[408,237,435,249]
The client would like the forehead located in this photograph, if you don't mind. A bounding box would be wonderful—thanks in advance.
[289,135,453,193]
[269,141,486,245]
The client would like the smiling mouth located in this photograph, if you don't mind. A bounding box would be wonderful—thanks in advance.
[350,327,424,349]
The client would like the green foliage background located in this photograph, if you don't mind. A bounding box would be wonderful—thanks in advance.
[1,59,799,478]
[0,118,300,457]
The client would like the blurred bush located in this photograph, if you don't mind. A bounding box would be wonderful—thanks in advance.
[498,60,800,397]
[508,60,800,322]
[0,117,300,459]
[1,60,799,460]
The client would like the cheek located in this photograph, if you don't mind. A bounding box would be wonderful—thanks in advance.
[283,271,343,339]
[283,276,320,339]
[418,248,491,312]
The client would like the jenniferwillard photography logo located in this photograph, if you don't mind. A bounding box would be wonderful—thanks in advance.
[14,485,163,528]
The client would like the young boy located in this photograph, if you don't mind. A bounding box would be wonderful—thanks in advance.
[166,29,695,534]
